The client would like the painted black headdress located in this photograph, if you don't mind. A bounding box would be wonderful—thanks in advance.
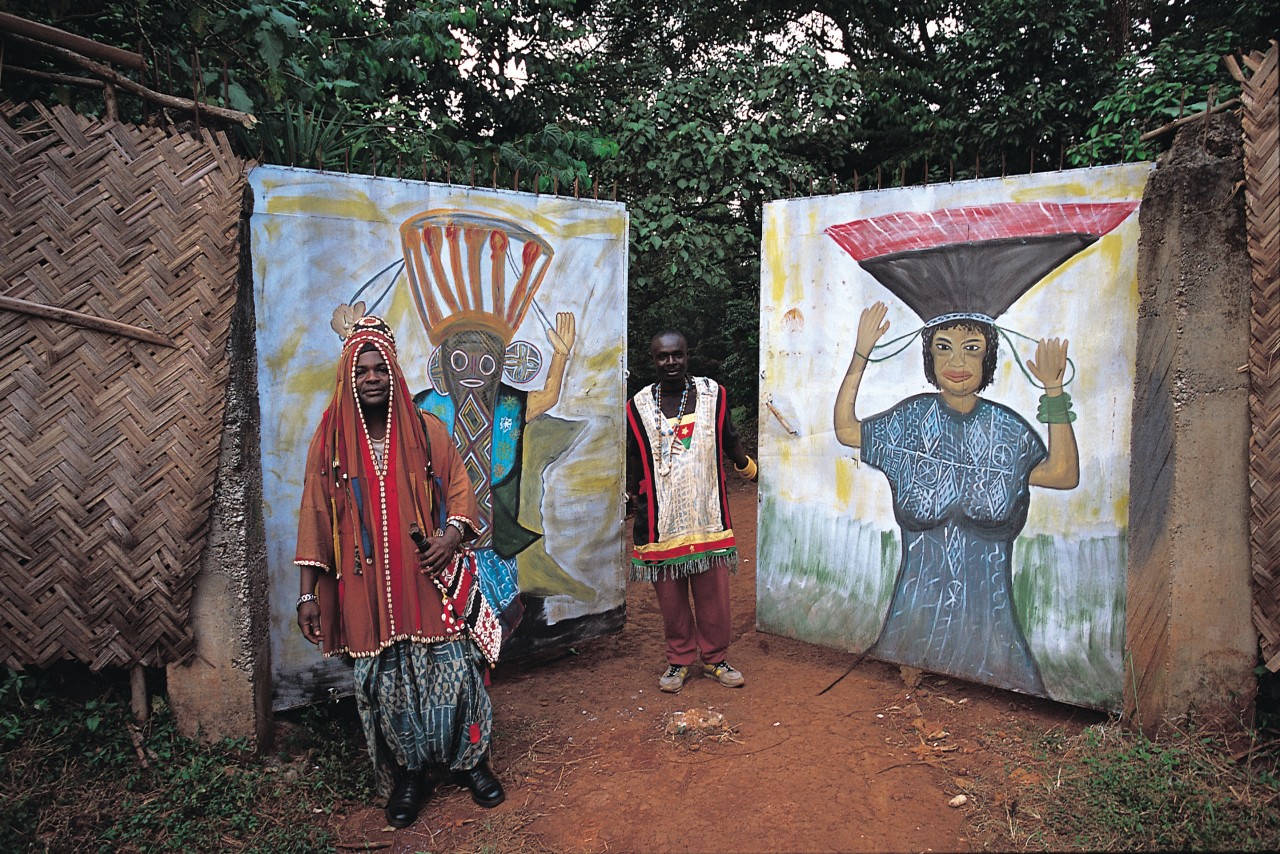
[826,202,1139,327]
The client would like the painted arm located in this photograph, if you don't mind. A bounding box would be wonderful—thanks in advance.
[1027,338,1080,489]
[833,302,889,449]
[527,312,576,420]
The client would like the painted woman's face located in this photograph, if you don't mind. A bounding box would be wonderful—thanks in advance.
[931,327,988,399]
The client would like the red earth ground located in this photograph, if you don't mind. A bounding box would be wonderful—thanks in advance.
[327,477,1106,853]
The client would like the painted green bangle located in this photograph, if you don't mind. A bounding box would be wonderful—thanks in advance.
[1037,392,1076,424]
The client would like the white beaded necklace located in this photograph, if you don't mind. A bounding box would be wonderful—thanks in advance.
[653,378,691,476]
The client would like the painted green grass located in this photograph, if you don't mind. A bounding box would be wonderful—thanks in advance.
[756,491,896,651]
[757,494,1126,708]
[1015,532,1127,709]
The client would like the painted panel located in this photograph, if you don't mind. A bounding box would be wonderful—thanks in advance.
[757,164,1152,710]
[250,166,629,709]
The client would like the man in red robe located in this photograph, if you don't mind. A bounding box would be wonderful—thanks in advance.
[295,311,505,828]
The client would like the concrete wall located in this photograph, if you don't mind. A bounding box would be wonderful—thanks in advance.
[1128,113,1258,731]
[166,202,273,748]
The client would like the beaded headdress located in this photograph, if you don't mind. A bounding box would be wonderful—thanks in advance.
[331,302,396,355]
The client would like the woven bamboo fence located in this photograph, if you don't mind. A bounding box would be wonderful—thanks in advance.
[1232,42,1280,670]
[0,101,247,669]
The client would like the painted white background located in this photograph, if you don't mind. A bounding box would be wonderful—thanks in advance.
[249,166,629,709]
[757,164,1152,709]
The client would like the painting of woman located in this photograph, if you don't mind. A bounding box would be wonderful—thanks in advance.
[825,200,1136,696]
[834,303,1077,694]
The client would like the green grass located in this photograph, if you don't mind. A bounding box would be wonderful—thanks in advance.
[0,667,369,853]
[967,717,1280,851]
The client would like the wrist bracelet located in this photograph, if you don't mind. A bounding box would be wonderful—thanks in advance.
[296,592,318,608]
[1036,392,1077,424]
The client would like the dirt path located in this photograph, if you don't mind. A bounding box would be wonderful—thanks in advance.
[337,478,1103,853]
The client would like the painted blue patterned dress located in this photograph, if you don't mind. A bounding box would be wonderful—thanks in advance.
[417,386,533,621]
[861,394,1048,695]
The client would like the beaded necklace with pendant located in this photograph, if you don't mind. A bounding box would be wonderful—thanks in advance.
[653,378,691,476]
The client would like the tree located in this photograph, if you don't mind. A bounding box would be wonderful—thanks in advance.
[1069,0,1280,164]
[579,0,1120,402]
[577,0,1276,406]
[4,0,1276,411]
[0,0,610,185]
[584,33,866,401]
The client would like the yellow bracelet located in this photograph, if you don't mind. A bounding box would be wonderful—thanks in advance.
[735,456,758,480]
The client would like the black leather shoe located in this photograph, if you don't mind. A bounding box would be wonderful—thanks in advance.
[385,768,431,828]
[452,760,505,808]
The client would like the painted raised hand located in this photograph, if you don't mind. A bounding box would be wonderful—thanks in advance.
[547,311,576,356]
[1027,337,1069,393]
[856,301,890,360]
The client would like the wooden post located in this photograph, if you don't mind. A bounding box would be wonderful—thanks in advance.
[130,665,150,723]
[102,82,118,121]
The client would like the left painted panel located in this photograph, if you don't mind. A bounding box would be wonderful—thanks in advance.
[249,166,629,710]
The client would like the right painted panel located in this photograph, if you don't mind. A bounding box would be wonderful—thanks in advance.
[757,164,1153,710]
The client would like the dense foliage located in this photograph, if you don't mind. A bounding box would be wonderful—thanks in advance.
[1,0,1276,403]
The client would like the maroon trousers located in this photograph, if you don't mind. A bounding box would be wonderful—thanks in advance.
[652,562,732,666]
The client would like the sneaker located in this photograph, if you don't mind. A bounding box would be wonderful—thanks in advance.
[659,664,689,693]
[702,661,745,688]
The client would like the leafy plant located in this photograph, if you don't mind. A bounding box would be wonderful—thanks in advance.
[4,0,1278,419]
[0,667,366,853]
[1069,25,1242,166]
[243,103,374,170]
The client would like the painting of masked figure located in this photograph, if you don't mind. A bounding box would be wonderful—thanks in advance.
[250,166,629,709]
[756,163,1151,710]
[402,211,583,638]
